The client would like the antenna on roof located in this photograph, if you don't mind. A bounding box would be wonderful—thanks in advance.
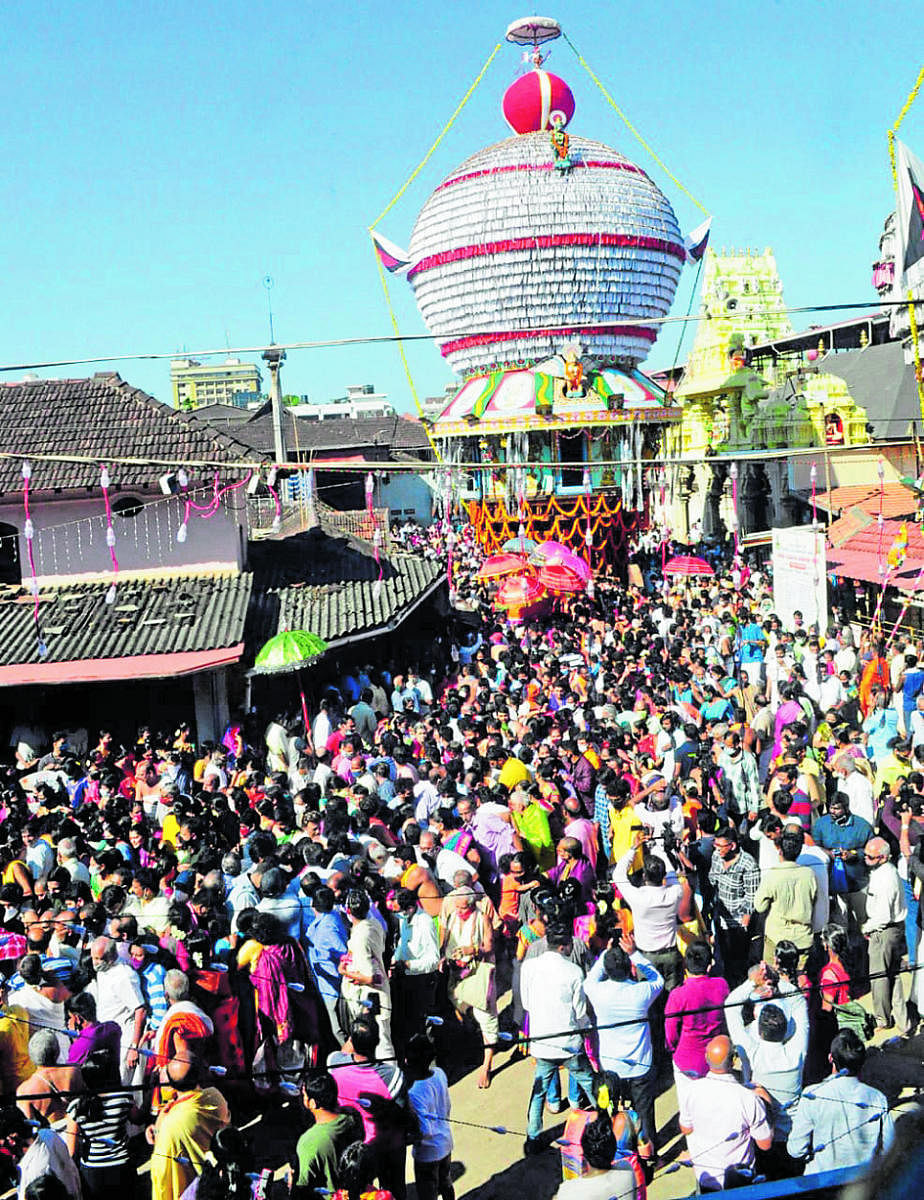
[263,275,276,345]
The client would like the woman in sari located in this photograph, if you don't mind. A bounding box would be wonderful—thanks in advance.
[237,913,322,1088]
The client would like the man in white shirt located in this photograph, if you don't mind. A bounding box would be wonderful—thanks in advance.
[679,1035,773,1191]
[789,824,831,936]
[818,672,845,714]
[613,845,691,991]
[724,982,808,1152]
[0,1107,81,1200]
[88,937,147,1087]
[862,837,910,1033]
[836,759,875,826]
[521,928,595,1152]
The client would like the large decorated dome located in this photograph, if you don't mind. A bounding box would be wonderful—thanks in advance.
[407,70,684,378]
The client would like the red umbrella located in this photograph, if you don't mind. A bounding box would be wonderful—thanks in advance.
[496,575,547,608]
[538,562,588,593]
[476,553,529,581]
[663,555,715,578]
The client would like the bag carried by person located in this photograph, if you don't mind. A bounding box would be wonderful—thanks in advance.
[833,999,876,1041]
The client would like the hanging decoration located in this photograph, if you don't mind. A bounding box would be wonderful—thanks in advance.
[876,458,886,584]
[658,468,668,574]
[810,462,818,526]
[729,462,739,558]
[466,491,635,566]
[99,464,119,605]
[366,473,384,600]
[582,468,594,595]
[887,522,909,570]
[177,469,254,544]
[21,461,46,659]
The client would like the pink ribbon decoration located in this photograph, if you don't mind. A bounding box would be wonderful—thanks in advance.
[21,461,46,657]
[100,464,119,605]
[366,473,384,599]
[178,470,253,542]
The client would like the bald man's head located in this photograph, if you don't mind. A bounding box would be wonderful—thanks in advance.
[706,1035,734,1073]
[864,837,890,867]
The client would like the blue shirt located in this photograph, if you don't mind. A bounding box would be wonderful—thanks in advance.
[738,622,766,664]
[305,910,349,1002]
[787,1073,893,1173]
[593,783,611,858]
[863,708,899,763]
[811,814,874,893]
[582,951,663,1079]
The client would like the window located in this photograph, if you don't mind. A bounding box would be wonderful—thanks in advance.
[0,523,21,584]
[112,496,144,519]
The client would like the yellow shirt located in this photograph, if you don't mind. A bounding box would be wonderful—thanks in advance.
[161,813,180,848]
[608,804,640,865]
[0,1006,34,1098]
[151,1087,230,1200]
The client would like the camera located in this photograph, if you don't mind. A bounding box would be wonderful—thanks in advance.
[893,785,924,816]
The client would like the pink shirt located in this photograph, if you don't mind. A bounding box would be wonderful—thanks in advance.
[665,974,730,1076]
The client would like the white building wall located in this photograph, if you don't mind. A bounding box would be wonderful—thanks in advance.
[0,491,245,582]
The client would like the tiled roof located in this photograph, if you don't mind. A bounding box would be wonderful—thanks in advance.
[0,570,252,667]
[247,529,444,649]
[827,517,924,592]
[0,374,255,494]
[816,483,918,519]
[227,412,432,458]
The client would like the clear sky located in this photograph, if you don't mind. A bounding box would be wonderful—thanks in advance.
[2,1,921,414]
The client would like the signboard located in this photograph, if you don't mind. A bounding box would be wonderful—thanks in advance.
[771,526,827,632]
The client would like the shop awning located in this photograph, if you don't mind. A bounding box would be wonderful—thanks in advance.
[0,644,245,687]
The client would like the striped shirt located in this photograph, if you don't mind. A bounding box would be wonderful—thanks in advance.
[67,1090,134,1167]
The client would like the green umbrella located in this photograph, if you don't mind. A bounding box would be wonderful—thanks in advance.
[253,629,329,674]
[252,629,329,738]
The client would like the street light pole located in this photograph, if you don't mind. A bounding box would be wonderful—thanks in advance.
[263,346,287,465]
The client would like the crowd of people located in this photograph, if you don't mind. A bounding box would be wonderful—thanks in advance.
[0,542,922,1200]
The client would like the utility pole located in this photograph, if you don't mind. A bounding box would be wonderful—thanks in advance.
[263,346,287,465]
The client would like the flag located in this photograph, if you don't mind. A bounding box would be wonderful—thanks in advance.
[896,140,924,293]
[370,229,412,274]
[683,216,712,263]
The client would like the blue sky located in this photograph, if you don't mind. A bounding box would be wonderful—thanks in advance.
[1,1,921,414]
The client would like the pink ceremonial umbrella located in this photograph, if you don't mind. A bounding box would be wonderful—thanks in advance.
[538,562,588,594]
[496,574,547,608]
[663,555,715,578]
[529,540,572,566]
[555,549,592,582]
[476,553,530,581]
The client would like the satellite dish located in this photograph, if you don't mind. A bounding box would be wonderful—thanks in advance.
[505,15,562,45]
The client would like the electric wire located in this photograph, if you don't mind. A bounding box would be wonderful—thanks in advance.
[0,300,910,377]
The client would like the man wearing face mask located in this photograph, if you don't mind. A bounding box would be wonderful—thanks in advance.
[812,795,873,936]
[718,732,759,824]
[87,935,147,1086]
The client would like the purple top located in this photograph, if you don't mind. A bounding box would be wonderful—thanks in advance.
[664,975,730,1076]
[67,1020,122,1065]
[547,856,595,904]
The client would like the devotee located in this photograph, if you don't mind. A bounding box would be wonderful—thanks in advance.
[787,1030,894,1173]
[678,1034,773,1191]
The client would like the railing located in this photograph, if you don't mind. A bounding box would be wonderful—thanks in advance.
[248,495,391,548]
